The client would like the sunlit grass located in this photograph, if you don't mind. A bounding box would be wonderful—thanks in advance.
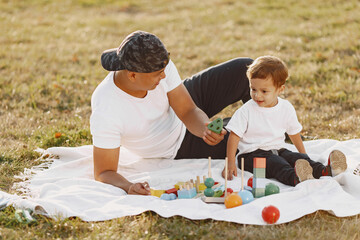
[1,0,360,239]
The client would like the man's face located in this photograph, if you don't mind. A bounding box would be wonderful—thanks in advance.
[134,68,166,91]
[249,77,284,108]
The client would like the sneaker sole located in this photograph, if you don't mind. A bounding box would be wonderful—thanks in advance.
[295,159,314,182]
[329,150,347,176]
[354,163,360,176]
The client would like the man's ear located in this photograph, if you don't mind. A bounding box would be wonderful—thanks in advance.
[127,71,137,83]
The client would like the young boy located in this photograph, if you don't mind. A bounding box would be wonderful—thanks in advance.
[222,56,347,186]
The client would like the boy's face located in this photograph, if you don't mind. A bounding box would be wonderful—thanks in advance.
[249,77,284,108]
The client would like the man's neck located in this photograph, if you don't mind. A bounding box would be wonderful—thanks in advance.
[113,71,147,98]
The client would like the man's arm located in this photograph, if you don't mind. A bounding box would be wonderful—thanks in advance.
[93,146,150,195]
[168,83,226,145]
[288,133,306,154]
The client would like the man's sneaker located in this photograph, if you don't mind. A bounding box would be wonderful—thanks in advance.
[295,159,314,182]
[328,150,347,176]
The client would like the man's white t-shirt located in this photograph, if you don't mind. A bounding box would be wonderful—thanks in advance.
[226,97,302,154]
[90,60,186,159]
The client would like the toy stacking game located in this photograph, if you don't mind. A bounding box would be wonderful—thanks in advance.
[252,157,266,198]
[201,157,228,203]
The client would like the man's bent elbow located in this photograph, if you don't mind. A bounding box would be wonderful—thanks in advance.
[94,172,102,182]
[93,170,112,182]
[94,171,103,182]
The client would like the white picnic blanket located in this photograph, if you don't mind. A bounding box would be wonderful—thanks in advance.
[4,139,360,225]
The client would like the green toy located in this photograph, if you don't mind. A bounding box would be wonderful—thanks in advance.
[265,183,280,196]
[204,177,215,197]
[213,190,223,197]
[207,118,223,134]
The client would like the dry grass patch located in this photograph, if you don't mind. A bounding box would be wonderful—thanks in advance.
[1,0,360,239]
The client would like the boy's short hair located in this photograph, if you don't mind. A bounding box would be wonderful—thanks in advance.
[246,56,288,88]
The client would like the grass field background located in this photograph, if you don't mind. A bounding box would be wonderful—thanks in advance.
[1,0,360,239]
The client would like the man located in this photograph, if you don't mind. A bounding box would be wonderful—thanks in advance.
[91,30,252,195]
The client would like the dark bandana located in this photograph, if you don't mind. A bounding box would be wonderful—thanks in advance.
[101,31,169,73]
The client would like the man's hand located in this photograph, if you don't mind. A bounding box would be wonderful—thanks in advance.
[203,123,227,146]
[221,161,237,180]
[128,182,151,195]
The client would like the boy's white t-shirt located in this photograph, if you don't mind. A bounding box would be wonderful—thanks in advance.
[90,60,186,159]
[226,97,302,154]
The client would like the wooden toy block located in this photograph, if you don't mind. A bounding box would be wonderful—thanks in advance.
[224,157,228,199]
[265,183,280,196]
[207,157,212,177]
[253,168,266,178]
[204,177,215,188]
[201,196,225,203]
[204,188,214,197]
[253,177,267,189]
[178,187,197,199]
[207,118,223,134]
[254,157,266,168]
[244,186,252,192]
[189,187,197,198]
[199,183,206,191]
[160,193,177,200]
[253,177,266,198]
[252,157,267,198]
[220,188,234,197]
[213,183,223,191]
[252,188,265,198]
[201,157,229,204]
[174,182,185,190]
[213,190,223,197]
[150,189,166,198]
[165,188,178,196]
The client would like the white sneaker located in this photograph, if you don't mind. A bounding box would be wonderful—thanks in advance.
[328,150,347,176]
[295,159,314,182]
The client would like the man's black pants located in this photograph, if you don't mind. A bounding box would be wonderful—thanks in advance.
[175,57,253,159]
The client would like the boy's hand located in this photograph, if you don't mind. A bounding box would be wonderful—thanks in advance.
[221,162,238,180]
[128,182,151,195]
[203,123,227,146]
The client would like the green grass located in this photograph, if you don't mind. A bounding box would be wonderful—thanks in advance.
[0,0,360,239]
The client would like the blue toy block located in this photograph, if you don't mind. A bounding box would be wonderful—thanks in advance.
[178,187,197,199]
[213,185,225,192]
